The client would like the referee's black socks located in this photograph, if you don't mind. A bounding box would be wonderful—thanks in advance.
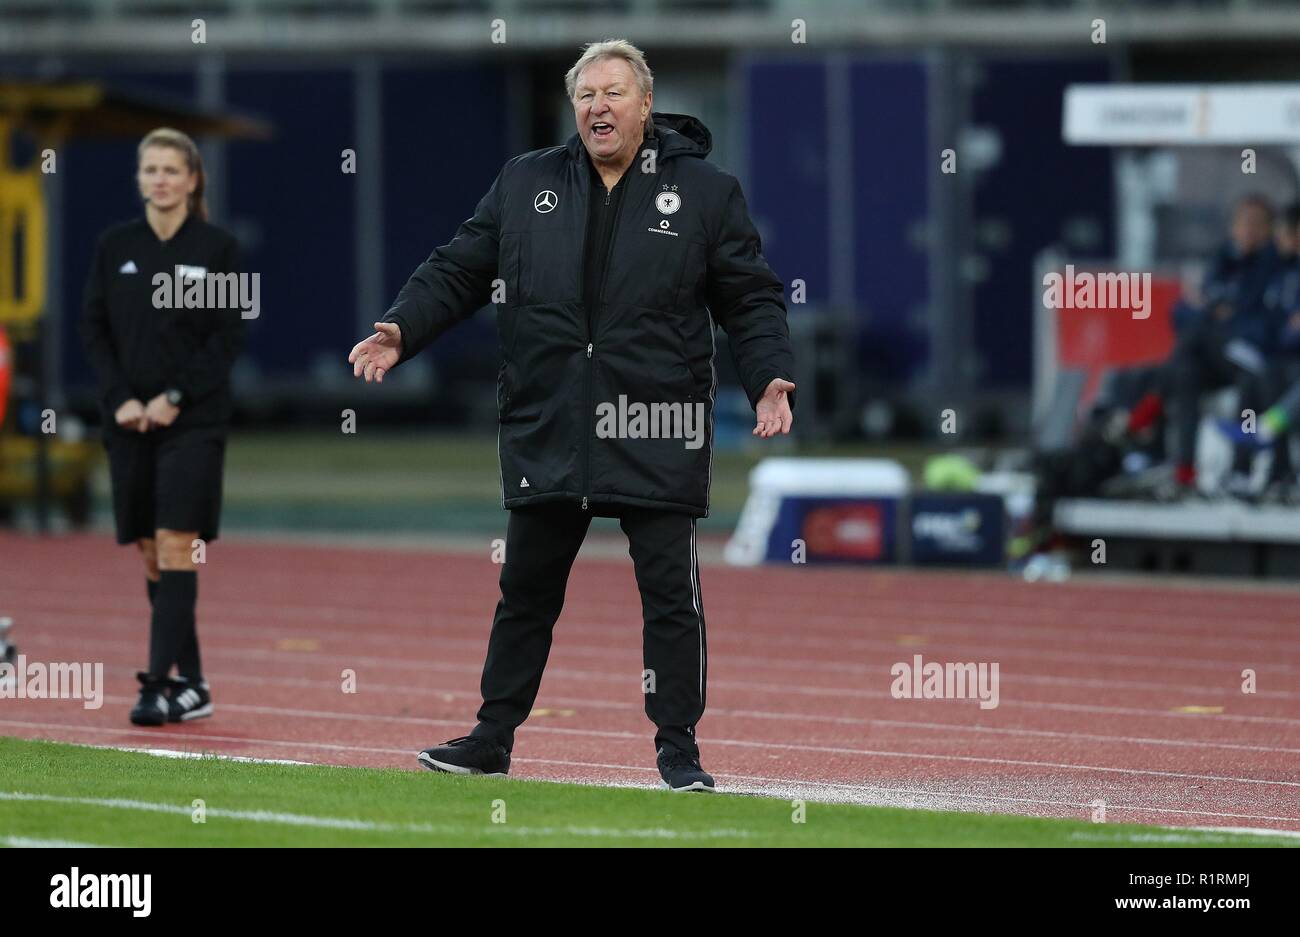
[146,576,203,682]
[147,571,200,682]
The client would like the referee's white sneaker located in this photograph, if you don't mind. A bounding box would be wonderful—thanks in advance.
[166,677,213,722]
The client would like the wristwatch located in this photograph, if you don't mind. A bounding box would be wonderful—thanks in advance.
[165,388,184,407]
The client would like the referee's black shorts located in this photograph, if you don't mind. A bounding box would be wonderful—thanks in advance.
[104,422,227,545]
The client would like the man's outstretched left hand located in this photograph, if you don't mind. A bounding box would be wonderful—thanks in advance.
[754,378,795,438]
[349,321,404,383]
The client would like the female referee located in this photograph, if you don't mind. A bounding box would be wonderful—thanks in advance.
[81,127,245,726]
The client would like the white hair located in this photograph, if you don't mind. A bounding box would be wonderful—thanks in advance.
[564,39,654,102]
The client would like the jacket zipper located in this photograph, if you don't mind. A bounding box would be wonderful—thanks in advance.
[582,338,593,512]
[582,169,631,511]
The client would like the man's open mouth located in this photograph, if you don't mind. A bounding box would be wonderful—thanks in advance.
[592,122,614,138]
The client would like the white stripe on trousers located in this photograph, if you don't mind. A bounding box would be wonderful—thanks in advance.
[689,519,703,703]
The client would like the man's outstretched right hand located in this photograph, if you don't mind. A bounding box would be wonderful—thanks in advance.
[348,321,404,383]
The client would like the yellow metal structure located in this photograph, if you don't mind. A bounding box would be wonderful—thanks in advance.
[0,115,48,337]
[0,111,91,516]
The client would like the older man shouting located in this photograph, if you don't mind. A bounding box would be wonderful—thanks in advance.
[349,38,796,792]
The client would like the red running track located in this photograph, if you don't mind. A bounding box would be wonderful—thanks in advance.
[1,532,1298,832]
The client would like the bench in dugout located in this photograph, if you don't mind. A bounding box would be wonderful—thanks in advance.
[1033,259,1300,577]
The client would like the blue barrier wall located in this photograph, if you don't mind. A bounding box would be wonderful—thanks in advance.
[970,57,1114,388]
[57,62,510,403]
[52,52,1112,408]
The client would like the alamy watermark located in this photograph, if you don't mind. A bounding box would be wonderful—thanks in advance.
[152,265,260,319]
[889,653,999,710]
[50,868,151,917]
[595,395,706,450]
[0,656,104,710]
[1042,265,1151,320]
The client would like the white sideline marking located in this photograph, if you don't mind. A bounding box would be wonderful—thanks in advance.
[0,792,751,840]
[1069,826,1300,843]
[118,746,316,766]
[1,783,1290,846]
[517,758,1300,821]
[0,835,105,848]
[1068,831,1242,844]
[7,709,1300,801]
[1185,825,1300,839]
[62,741,1300,830]
[5,721,1299,828]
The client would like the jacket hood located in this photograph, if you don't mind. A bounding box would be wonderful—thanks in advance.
[566,111,712,163]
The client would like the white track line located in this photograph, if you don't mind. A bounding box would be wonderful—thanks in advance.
[23,586,1300,654]
[10,705,1300,794]
[38,648,1281,753]
[106,696,1300,785]
[21,544,1300,607]
[17,567,1300,639]
[21,606,1300,676]
[199,671,1300,754]
[25,633,1300,726]
[12,533,1300,600]
[207,659,1300,703]
[0,792,752,841]
[703,710,1300,754]
[734,596,1300,641]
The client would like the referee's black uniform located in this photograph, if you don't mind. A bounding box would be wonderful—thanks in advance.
[81,213,244,683]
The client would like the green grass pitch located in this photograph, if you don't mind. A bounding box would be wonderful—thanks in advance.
[1,738,1293,847]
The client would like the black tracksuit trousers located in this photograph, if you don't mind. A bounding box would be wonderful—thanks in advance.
[469,502,707,758]
[1165,320,1262,470]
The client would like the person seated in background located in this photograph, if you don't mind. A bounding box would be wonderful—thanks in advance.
[1217,201,1300,502]
[1123,193,1280,499]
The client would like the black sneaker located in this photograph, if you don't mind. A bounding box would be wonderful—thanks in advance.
[0,639,14,693]
[0,615,15,671]
[416,736,510,776]
[129,672,170,727]
[657,745,716,793]
[167,677,213,722]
